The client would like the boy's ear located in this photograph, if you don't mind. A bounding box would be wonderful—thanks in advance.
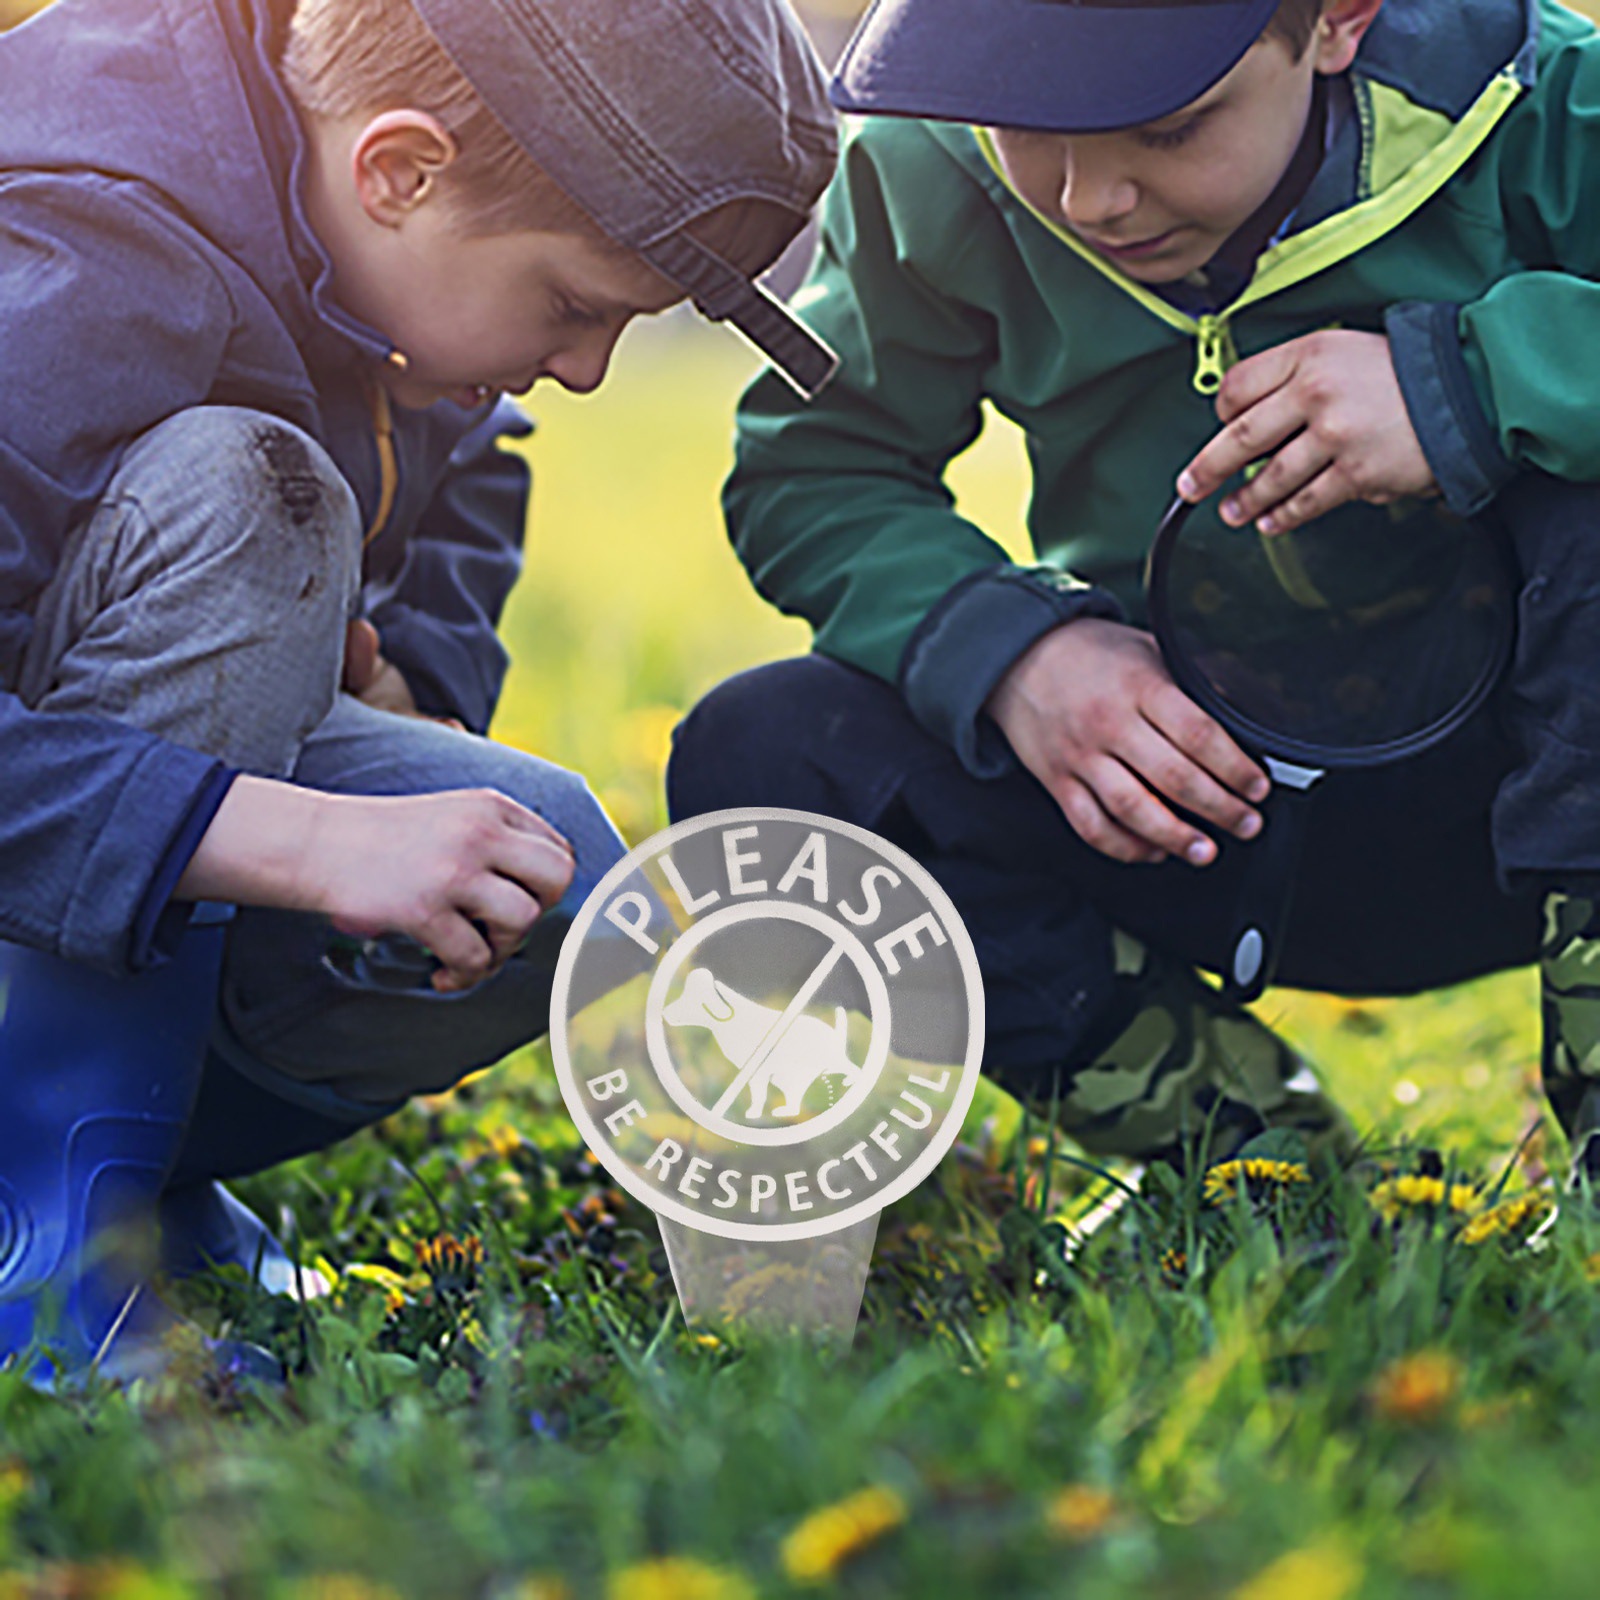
[1311,0,1384,76]
[350,110,459,228]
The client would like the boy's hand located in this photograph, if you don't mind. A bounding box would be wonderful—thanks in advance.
[177,778,576,995]
[343,618,465,731]
[1176,330,1438,535]
[311,789,575,993]
[985,618,1269,866]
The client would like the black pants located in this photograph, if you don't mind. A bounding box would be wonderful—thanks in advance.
[669,650,1538,1093]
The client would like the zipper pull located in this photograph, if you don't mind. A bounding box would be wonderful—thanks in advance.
[1193,315,1237,396]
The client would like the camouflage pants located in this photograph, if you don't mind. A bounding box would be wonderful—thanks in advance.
[1021,927,1358,1168]
[1539,893,1600,1172]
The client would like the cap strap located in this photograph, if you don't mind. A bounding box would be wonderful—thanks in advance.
[643,230,840,399]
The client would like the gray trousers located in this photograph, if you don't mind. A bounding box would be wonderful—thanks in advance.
[19,406,626,1106]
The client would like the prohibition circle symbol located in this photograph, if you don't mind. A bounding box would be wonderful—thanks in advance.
[645,901,893,1148]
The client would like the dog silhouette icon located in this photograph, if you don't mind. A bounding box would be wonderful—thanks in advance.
[662,966,863,1120]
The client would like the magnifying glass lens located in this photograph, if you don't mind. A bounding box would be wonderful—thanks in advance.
[1160,497,1511,763]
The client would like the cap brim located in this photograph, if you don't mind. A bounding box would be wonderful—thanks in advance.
[832,0,1281,134]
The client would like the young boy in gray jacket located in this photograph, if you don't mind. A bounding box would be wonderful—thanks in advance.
[0,0,837,1380]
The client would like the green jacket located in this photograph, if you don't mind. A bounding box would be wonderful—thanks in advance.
[726,0,1596,777]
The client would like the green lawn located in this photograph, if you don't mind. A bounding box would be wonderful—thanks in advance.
[5,325,1590,1600]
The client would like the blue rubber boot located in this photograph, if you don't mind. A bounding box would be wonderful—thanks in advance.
[0,906,256,1383]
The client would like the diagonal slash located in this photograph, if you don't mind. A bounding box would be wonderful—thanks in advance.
[710,941,846,1120]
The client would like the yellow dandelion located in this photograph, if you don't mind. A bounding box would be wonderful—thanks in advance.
[1584,1251,1600,1283]
[285,1578,404,1600]
[780,1485,908,1584]
[1230,1540,1364,1600]
[1203,1158,1311,1206]
[416,1232,486,1279]
[575,1193,616,1227]
[465,1122,526,1164]
[485,1123,524,1160]
[341,1262,415,1315]
[606,1555,754,1600]
[1372,1350,1463,1423]
[1044,1484,1118,1542]
[1368,1175,1481,1221]
[1160,1247,1188,1285]
[693,1333,723,1352]
[1459,1192,1553,1245]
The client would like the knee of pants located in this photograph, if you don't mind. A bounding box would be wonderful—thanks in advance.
[520,764,628,909]
[668,657,890,821]
[413,737,628,910]
[290,697,632,908]
[106,407,362,629]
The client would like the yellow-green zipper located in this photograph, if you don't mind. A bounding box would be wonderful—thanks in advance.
[972,67,1524,396]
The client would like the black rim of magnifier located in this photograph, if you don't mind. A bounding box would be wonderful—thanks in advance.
[1145,494,1518,771]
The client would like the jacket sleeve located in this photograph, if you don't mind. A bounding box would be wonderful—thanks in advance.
[1386,8,1600,514]
[0,173,239,972]
[369,397,534,735]
[726,125,1121,779]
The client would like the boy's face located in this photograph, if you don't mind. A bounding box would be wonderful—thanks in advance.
[356,221,687,412]
[987,30,1335,285]
[300,109,687,411]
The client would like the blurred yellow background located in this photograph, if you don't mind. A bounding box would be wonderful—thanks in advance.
[489,327,1032,844]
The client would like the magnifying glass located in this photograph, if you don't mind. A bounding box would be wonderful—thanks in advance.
[1145,488,1517,1003]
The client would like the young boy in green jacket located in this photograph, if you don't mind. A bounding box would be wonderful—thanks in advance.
[670,0,1600,1180]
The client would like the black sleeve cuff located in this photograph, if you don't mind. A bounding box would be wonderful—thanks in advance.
[129,765,238,969]
[1386,301,1519,517]
[898,564,1126,778]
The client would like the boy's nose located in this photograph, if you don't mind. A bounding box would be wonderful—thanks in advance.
[544,332,620,396]
[1057,140,1138,232]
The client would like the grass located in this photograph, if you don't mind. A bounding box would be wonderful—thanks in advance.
[3,324,1591,1598]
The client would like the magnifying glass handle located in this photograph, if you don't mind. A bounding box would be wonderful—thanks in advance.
[1223,757,1324,1004]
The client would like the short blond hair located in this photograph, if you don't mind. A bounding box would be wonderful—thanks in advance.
[282,0,805,271]
[282,0,588,236]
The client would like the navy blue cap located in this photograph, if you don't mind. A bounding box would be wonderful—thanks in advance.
[831,0,1282,134]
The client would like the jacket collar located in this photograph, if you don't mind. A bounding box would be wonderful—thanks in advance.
[179,0,398,369]
[962,0,1539,386]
